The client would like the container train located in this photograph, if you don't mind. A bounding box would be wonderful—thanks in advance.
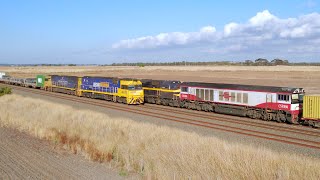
[0,74,319,127]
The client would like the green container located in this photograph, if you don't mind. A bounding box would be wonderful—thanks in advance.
[36,75,45,87]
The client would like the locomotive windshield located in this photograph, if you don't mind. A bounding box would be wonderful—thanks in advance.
[292,93,304,104]
[127,85,142,90]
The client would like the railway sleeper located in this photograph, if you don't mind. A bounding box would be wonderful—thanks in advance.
[305,120,320,128]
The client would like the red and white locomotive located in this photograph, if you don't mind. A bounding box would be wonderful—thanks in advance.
[179,82,305,124]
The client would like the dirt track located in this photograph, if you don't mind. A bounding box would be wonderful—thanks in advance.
[0,127,126,179]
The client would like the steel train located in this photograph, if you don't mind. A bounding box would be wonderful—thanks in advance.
[0,74,319,127]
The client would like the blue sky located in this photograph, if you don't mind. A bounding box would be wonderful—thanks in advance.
[0,0,319,64]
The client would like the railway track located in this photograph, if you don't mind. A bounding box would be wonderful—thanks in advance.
[2,84,320,151]
[142,104,320,137]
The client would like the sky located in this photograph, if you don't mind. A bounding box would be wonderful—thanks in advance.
[0,0,319,64]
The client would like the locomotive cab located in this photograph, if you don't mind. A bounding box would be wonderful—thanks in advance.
[290,88,305,122]
[119,80,144,104]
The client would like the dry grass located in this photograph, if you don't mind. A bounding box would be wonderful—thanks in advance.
[0,94,319,179]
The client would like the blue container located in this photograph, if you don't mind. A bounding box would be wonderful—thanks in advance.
[81,76,120,93]
[51,75,78,89]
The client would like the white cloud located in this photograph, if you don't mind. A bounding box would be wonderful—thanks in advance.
[200,26,216,33]
[248,10,278,26]
[112,10,320,58]
[224,22,239,36]
[112,25,218,49]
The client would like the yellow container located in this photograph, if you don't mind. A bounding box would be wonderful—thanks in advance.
[303,95,320,120]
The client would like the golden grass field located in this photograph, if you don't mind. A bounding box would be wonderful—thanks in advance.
[1,65,320,94]
[0,94,319,179]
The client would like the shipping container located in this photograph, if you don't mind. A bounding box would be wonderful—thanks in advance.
[51,75,78,89]
[0,72,5,79]
[303,95,320,120]
[81,76,120,93]
[36,75,46,87]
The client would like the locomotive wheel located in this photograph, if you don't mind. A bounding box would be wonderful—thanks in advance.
[275,114,281,123]
[196,104,201,111]
[121,97,127,104]
[262,113,268,121]
[156,99,161,105]
[172,100,179,107]
[252,111,257,119]
[286,115,299,124]
[168,100,174,107]
[185,103,192,109]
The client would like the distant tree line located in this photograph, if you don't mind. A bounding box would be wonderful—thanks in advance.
[2,58,320,67]
[106,58,320,67]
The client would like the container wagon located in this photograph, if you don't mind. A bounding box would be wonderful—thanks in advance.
[302,95,320,127]
[142,79,181,106]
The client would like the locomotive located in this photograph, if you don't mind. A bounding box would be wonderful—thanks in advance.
[179,82,304,124]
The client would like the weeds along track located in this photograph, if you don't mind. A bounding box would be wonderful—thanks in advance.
[3,84,320,151]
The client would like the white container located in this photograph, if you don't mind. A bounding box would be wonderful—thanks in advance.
[0,72,5,79]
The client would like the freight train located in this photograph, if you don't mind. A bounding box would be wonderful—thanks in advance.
[0,74,319,127]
